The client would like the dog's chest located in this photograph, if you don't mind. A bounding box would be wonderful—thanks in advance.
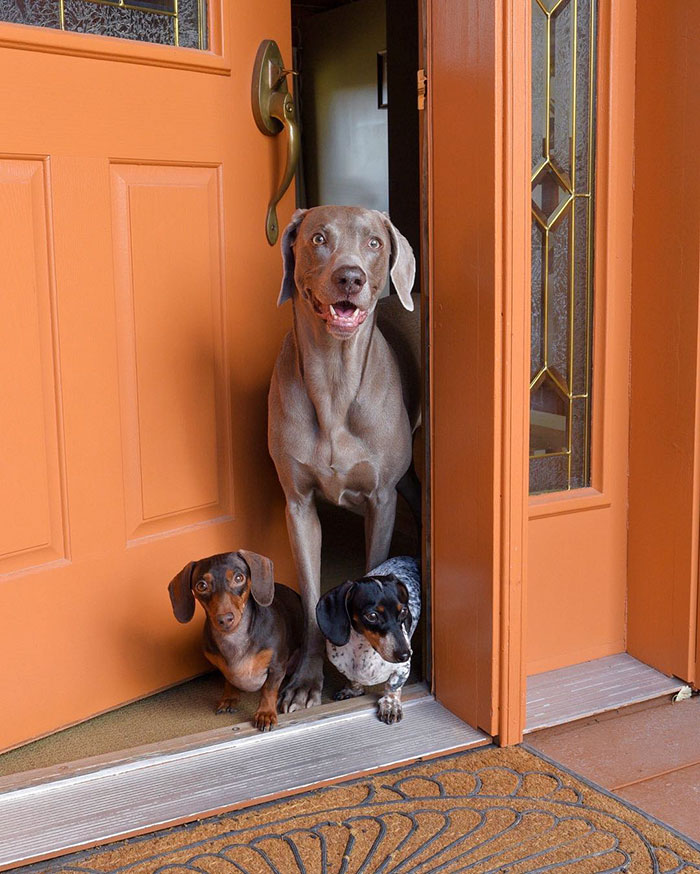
[205,644,272,692]
[327,631,405,687]
[313,449,379,507]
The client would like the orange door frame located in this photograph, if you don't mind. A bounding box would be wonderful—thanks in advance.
[427,0,530,745]
[429,0,700,744]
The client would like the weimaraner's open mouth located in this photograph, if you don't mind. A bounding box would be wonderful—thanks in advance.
[311,294,369,335]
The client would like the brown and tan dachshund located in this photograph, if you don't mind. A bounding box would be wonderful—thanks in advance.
[168,550,302,731]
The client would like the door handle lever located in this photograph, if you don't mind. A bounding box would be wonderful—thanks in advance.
[252,40,301,245]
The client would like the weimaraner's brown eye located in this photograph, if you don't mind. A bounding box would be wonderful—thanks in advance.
[234,572,245,584]
[311,232,326,245]
[194,580,209,593]
[368,237,382,249]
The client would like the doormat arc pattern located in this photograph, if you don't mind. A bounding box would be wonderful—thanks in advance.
[25,746,700,873]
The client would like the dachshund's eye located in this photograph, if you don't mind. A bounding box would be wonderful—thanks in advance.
[311,232,326,245]
[364,611,379,623]
[194,580,209,594]
[368,236,382,250]
[233,572,245,585]
[398,607,408,620]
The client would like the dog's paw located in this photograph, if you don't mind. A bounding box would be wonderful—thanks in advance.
[253,708,278,732]
[334,685,365,701]
[215,697,238,714]
[377,694,403,724]
[278,661,323,713]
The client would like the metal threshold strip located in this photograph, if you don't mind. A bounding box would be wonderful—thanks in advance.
[525,653,686,733]
[0,693,488,871]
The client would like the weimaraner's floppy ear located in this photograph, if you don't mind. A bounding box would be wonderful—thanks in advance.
[381,213,416,311]
[238,550,275,607]
[168,561,196,624]
[278,208,308,307]
[316,580,355,647]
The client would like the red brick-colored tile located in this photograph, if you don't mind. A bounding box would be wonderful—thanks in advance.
[614,764,700,843]
[527,697,700,789]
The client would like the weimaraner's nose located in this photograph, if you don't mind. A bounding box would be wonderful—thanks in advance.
[331,265,366,295]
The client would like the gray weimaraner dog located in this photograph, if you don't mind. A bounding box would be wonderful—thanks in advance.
[268,205,421,712]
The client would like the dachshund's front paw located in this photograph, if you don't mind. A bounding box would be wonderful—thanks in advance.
[334,685,365,701]
[215,697,238,714]
[278,657,323,713]
[254,708,278,732]
[377,694,403,724]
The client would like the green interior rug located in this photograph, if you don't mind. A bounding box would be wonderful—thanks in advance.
[20,744,700,873]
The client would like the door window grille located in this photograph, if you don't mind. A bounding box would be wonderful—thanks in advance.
[0,0,208,49]
[530,0,597,494]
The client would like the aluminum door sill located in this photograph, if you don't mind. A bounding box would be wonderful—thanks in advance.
[525,653,686,733]
[0,694,489,871]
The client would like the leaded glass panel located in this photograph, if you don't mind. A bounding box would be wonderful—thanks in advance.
[530,0,597,494]
[0,0,208,49]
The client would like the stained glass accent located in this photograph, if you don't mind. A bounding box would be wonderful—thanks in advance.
[530,0,597,494]
[0,0,208,49]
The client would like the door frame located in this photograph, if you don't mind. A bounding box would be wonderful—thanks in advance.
[427,0,531,744]
[429,0,700,745]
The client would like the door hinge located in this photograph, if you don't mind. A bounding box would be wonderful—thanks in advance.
[417,68,427,110]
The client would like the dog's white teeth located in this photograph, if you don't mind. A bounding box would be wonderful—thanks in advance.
[329,304,337,317]
[352,308,361,324]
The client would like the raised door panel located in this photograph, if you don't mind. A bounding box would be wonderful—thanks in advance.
[0,158,68,575]
[111,164,233,541]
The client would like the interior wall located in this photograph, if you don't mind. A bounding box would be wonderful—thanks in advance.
[386,0,421,281]
[299,0,388,210]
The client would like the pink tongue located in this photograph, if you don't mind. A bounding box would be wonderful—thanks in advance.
[334,301,355,315]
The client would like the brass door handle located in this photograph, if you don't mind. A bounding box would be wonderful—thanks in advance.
[252,39,301,245]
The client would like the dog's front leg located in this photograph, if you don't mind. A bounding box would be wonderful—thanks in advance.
[378,668,409,724]
[364,488,398,572]
[278,494,324,713]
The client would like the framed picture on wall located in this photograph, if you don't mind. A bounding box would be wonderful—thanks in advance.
[377,50,388,108]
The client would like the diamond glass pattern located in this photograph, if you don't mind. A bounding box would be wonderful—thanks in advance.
[530,0,596,494]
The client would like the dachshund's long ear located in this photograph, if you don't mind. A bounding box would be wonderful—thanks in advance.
[380,213,415,311]
[238,550,275,607]
[278,208,308,307]
[168,562,196,623]
[316,580,355,647]
[395,579,414,634]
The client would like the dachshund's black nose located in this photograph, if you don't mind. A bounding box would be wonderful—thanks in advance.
[216,612,234,630]
[396,650,411,662]
[331,265,366,294]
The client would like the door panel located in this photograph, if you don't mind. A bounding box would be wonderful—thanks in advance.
[526,0,635,675]
[0,3,295,751]
[0,159,68,575]
[111,163,233,540]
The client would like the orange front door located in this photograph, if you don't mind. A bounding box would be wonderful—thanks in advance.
[0,4,295,751]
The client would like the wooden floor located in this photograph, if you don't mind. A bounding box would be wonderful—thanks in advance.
[527,694,700,843]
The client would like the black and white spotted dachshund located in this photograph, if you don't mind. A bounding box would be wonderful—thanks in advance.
[315,556,421,724]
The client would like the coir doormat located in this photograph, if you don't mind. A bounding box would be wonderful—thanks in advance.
[22,745,700,873]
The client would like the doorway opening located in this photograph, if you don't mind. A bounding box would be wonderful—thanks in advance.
[290,0,428,701]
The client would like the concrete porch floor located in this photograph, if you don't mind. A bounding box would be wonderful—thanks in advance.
[527,694,700,843]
